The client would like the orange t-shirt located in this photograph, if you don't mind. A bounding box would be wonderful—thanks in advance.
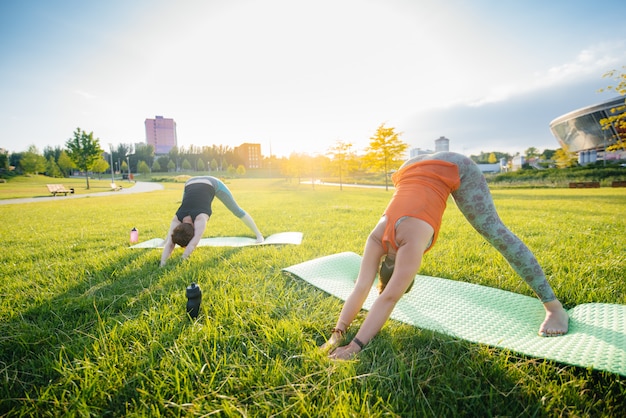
[382,160,460,252]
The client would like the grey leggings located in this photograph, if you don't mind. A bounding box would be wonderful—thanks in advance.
[402,152,556,303]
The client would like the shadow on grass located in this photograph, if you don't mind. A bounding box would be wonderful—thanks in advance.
[0,245,216,414]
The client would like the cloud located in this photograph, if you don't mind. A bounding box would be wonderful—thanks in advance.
[73,90,97,100]
[465,41,626,108]
[396,75,619,156]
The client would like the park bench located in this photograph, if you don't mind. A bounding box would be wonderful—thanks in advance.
[46,184,74,196]
[611,180,626,187]
[568,181,600,188]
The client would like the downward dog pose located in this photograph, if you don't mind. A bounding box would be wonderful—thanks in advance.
[322,151,569,360]
[160,176,263,267]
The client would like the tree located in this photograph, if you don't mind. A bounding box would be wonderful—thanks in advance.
[541,149,557,161]
[598,67,626,151]
[20,145,46,175]
[525,147,540,159]
[134,143,154,169]
[0,149,9,172]
[488,152,497,164]
[236,164,246,177]
[151,159,161,172]
[554,147,577,168]
[57,151,74,177]
[91,158,110,179]
[327,140,356,191]
[282,152,308,182]
[138,160,150,176]
[65,128,103,189]
[362,123,408,190]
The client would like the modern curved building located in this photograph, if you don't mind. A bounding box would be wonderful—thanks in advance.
[549,96,625,164]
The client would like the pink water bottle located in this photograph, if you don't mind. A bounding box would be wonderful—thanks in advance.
[130,227,139,243]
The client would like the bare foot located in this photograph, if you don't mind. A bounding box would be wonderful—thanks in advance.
[539,300,569,337]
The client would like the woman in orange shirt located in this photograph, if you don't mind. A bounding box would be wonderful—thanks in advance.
[322,152,569,360]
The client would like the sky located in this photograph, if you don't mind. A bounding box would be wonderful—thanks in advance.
[1,0,625,158]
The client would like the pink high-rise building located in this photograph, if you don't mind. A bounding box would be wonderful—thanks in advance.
[145,116,177,154]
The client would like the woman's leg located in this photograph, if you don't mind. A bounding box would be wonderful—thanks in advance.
[438,152,556,302]
[433,152,567,335]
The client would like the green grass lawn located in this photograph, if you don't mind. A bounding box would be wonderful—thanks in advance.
[1,177,625,416]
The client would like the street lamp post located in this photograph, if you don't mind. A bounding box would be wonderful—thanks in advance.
[109,144,115,185]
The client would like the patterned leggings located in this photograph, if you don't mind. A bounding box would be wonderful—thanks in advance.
[401,152,556,303]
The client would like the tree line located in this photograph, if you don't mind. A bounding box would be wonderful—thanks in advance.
[2,123,576,190]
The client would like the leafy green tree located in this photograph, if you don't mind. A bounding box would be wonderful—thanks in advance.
[363,123,408,190]
[327,140,357,191]
[210,158,218,172]
[20,145,46,175]
[134,143,154,168]
[45,155,63,178]
[92,158,110,179]
[168,146,180,171]
[65,128,103,189]
[57,151,74,177]
[236,164,246,177]
[196,158,205,172]
[138,160,150,176]
[167,160,176,172]
[151,159,161,172]
[0,149,9,172]
[156,155,169,172]
[599,67,626,151]
[541,149,557,161]
[525,147,540,159]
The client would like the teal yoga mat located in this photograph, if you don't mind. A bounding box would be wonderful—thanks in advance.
[283,252,626,376]
[130,232,303,248]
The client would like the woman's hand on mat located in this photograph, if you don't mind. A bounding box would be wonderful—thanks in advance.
[319,332,343,352]
[328,341,361,360]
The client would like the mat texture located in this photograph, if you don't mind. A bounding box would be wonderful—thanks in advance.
[130,231,303,248]
[283,252,626,376]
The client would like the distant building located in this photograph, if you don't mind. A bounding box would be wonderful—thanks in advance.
[434,136,450,152]
[477,158,508,173]
[511,155,525,171]
[145,116,177,154]
[409,136,450,158]
[235,143,262,169]
[409,147,433,158]
[549,96,626,164]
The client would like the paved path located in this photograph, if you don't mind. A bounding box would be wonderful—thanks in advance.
[0,181,164,205]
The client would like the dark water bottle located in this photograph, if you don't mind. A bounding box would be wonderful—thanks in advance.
[186,283,202,319]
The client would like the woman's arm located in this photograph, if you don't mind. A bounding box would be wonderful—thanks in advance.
[181,214,209,260]
[160,216,180,267]
[321,221,386,351]
[329,218,434,359]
